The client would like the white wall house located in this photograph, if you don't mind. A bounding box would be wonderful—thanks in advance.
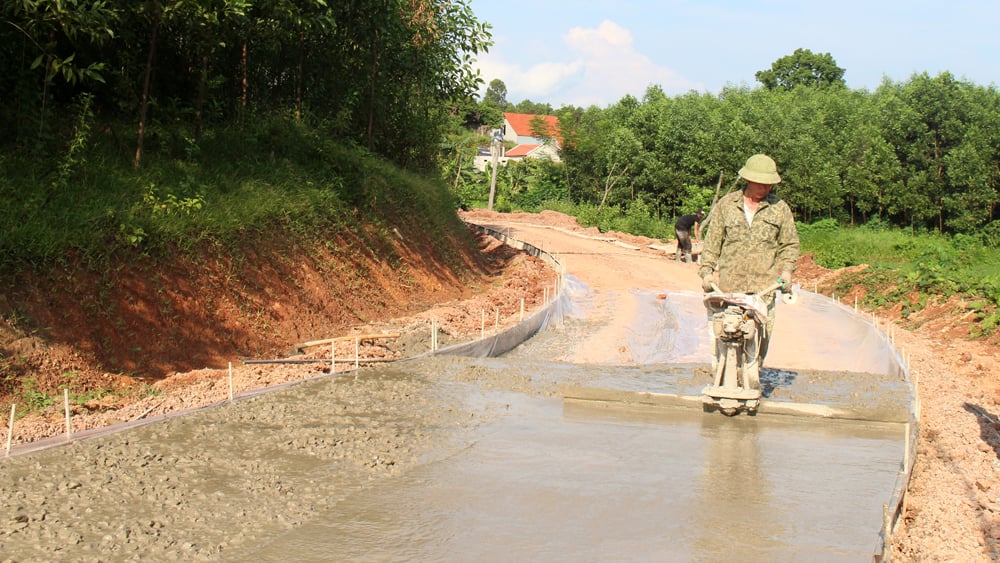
[473,112,562,172]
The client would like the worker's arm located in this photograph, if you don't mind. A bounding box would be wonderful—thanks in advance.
[774,203,800,287]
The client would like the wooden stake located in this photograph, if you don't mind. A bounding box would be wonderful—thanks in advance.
[228,362,234,403]
[63,389,71,440]
[494,308,499,333]
[520,298,525,322]
[6,404,15,457]
[883,503,892,540]
[904,422,911,470]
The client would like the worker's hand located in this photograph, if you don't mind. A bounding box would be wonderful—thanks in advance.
[701,275,714,293]
[778,273,793,293]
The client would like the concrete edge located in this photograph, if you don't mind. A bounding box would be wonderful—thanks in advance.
[561,386,912,424]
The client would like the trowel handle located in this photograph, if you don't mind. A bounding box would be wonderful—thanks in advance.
[760,281,783,296]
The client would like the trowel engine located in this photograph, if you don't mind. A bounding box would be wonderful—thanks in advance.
[702,282,785,416]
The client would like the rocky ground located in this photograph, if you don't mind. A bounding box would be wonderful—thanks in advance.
[1,209,998,560]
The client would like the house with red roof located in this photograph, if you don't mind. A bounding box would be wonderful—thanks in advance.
[473,112,562,172]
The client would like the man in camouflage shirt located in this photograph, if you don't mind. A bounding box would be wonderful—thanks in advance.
[698,153,799,363]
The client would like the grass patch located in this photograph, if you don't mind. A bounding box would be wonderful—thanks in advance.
[800,219,1000,335]
[0,114,468,275]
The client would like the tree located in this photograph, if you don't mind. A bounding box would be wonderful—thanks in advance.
[482,78,507,110]
[512,99,552,115]
[2,0,115,141]
[755,48,845,91]
[473,78,507,128]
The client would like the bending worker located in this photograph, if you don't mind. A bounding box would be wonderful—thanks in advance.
[698,153,799,364]
[674,208,705,263]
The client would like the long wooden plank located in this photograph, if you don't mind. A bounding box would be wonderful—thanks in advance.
[294,333,400,354]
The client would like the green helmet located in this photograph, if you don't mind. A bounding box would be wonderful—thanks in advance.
[738,154,781,185]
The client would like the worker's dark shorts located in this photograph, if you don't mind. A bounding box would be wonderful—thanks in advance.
[675,228,692,252]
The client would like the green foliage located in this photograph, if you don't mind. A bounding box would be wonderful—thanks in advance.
[482,78,509,114]
[981,221,1000,249]
[808,223,1000,336]
[20,378,54,411]
[756,48,846,90]
[0,116,468,273]
[679,184,715,216]
[1,0,492,171]
[797,219,859,268]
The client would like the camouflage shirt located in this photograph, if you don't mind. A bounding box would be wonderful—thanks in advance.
[698,189,799,293]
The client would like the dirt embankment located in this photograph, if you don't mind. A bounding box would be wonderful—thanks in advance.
[1,209,998,560]
[0,219,555,444]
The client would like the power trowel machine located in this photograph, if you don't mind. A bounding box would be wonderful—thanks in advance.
[702,281,794,416]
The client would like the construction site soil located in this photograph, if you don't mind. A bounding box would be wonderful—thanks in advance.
[1,209,998,560]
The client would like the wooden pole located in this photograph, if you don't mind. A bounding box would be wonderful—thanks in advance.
[6,404,15,456]
[494,308,499,333]
[63,389,71,440]
[487,137,500,210]
[904,422,911,470]
[520,298,525,322]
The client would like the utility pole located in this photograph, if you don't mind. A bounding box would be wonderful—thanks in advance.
[487,129,503,210]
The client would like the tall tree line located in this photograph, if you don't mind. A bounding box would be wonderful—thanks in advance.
[546,71,1000,235]
[1,0,491,170]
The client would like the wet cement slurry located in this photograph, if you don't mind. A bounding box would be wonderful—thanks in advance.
[243,362,905,562]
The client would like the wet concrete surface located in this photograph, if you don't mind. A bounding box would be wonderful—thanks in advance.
[0,348,909,560]
[242,375,904,562]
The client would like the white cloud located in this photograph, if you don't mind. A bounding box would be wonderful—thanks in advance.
[475,57,583,103]
[475,20,701,108]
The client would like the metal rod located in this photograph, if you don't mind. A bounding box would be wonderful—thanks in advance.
[244,358,395,365]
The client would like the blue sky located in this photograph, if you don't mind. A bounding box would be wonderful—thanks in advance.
[468,0,999,108]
